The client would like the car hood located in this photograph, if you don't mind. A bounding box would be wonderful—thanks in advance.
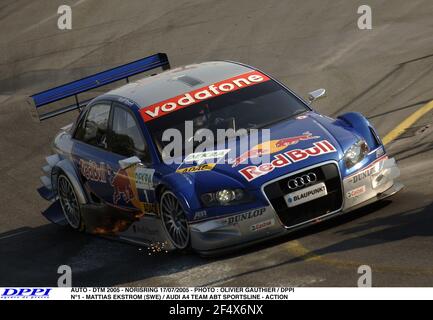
[165,111,360,189]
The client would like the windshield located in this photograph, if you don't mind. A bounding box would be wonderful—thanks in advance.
[145,80,309,158]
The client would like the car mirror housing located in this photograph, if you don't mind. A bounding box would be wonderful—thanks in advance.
[118,156,142,169]
[307,88,327,103]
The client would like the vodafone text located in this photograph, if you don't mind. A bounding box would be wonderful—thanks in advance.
[140,71,270,122]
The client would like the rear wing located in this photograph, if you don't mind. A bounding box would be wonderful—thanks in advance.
[28,53,170,121]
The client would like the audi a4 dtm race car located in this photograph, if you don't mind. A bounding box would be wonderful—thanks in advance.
[30,53,403,255]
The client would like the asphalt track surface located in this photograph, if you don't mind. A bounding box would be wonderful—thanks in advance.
[0,0,433,287]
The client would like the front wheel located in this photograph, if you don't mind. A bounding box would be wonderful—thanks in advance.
[57,174,82,230]
[160,190,190,250]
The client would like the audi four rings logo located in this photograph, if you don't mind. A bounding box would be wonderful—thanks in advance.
[287,173,317,189]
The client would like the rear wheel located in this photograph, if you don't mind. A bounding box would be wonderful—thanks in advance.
[160,190,190,250]
[57,174,82,230]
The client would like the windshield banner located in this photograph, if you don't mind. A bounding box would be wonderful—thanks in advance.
[140,70,271,122]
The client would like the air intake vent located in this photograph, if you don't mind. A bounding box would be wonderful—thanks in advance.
[175,75,203,87]
[369,126,381,148]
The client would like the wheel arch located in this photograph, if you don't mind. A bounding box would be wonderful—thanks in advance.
[337,112,382,149]
[52,159,87,205]
[155,181,196,221]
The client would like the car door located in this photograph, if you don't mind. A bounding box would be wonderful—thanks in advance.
[105,102,157,214]
[72,101,116,205]
[73,100,157,212]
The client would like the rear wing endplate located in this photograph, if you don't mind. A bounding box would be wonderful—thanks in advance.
[28,53,170,121]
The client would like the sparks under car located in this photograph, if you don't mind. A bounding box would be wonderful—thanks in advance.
[30,53,403,255]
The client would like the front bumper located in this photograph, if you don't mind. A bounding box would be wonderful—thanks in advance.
[342,156,400,211]
[190,156,402,255]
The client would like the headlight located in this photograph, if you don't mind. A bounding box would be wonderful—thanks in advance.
[201,188,251,207]
[216,189,236,204]
[344,140,369,168]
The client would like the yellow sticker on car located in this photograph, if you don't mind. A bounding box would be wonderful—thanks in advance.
[176,163,216,174]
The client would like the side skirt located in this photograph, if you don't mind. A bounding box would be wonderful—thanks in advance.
[41,201,175,250]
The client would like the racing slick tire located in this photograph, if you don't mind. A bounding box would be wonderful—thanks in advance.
[57,173,84,231]
[160,190,191,250]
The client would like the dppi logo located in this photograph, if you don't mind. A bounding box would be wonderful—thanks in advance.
[1,288,51,299]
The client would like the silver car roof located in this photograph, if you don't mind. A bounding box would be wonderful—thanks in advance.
[107,61,254,108]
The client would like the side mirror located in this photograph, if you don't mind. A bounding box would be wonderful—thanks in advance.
[307,88,327,103]
[118,156,141,169]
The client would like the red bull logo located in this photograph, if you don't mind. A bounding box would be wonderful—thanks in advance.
[79,159,107,183]
[239,140,337,181]
[231,132,319,167]
[109,168,134,204]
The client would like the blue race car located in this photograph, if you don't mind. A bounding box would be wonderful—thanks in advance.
[30,53,402,255]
